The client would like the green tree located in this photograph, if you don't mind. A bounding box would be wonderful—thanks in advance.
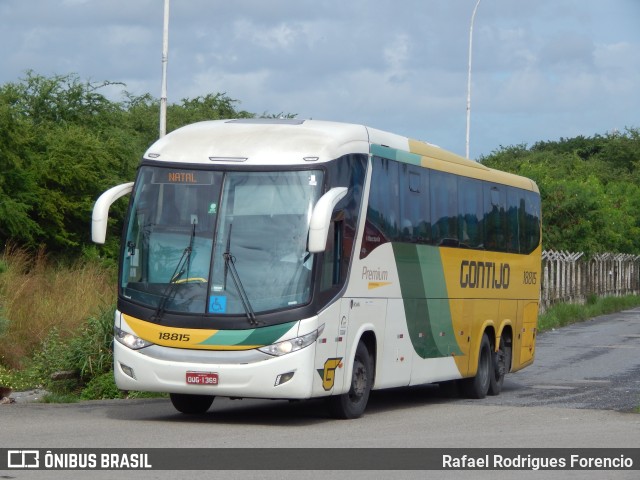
[0,88,43,245]
[0,72,137,254]
[0,73,265,259]
[167,93,254,130]
[481,128,640,255]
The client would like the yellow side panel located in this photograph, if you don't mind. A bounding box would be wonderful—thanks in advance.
[515,301,539,370]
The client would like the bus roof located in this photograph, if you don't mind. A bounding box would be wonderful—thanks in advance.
[143,119,538,192]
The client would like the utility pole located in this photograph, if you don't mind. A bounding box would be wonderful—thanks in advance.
[159,0,170,138]
[466,0,481,159]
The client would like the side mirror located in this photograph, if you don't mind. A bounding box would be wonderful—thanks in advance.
[91,182,134,244]
[308,187,348,253]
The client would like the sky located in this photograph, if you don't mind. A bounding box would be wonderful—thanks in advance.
[1,0,639,159]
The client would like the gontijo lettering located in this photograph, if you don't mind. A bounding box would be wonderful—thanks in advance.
[460,260,510,289]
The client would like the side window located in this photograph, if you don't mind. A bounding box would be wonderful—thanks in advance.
[507,187,522,253]
[320,221,338,291]
[360,159,541,257]
[322,154,367,287]
[361,157,400,258]
[524,190,541,253]
[399,164,430,244]
[430,171,458,246]
[458,177,483,249]
[484,184,507,252]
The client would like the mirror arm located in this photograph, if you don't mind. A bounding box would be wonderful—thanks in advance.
[308,187,348,253]
[91,182,134,244]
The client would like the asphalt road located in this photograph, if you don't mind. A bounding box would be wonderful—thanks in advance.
[1,307,639,480]
[469,307,640,412]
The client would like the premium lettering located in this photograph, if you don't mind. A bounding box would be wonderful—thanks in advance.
[362,266,388,281]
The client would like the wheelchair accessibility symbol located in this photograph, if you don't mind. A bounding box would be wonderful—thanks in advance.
[208,296,227,313]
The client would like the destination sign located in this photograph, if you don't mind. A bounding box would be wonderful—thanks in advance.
[152,170,214,185]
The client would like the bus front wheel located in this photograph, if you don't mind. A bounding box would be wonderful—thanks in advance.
[327,341,373,419]
[460,333,491,399]
[170,393,215,414]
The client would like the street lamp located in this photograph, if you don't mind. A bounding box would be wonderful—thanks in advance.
[159,0,170,138]
[465,0,481,159]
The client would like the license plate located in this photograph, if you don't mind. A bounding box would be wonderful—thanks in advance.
[186,371,219,386]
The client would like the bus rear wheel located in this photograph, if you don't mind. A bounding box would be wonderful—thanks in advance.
[170,393,215,414]
[327,341,373,419]
[489,335,509,396]
[460,333,491,399]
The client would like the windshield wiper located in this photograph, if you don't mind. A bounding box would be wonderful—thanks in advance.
[223,223,258,326]
[152,222,196,322]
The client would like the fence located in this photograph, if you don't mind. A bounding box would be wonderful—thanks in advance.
[540,250,640,312]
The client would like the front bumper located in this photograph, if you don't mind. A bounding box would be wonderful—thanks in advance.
[113,340,316,399]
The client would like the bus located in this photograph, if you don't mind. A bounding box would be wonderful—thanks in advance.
[92,119,541,419]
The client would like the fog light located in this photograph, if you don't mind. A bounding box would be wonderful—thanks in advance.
[274,372,295,386]
[120,363,136,379]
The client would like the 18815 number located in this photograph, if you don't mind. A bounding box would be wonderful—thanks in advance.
[158,332,190,342]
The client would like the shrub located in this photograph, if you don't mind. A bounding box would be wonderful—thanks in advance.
[80,372,124,400]
[66,306,115,381]
[0,245,115,369]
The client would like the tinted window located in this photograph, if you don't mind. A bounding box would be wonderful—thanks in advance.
[523,190,541,253]
[399,163,430,244]
[361,156,541,257]
[361,157,400,257]
[458,177,483,248]
[321,154,367,289]
[484,184,507,251]
[430,171,458,246]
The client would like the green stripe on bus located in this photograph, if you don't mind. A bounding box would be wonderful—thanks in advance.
[198,321,297,347]
[242,321,297,346]
[370,144,422,166]
[392,243,463,359]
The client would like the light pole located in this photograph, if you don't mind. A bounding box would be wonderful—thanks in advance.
[465,0,481,159]
[159,0,170,138]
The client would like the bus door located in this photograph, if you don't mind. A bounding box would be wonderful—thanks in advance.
[375,298,412,389]
[517,300,538,367]
[333,297,386,394]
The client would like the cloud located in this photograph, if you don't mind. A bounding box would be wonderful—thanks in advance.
[540,33,596,72]
[0,0,638,158]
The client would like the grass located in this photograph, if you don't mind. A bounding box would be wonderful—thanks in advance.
[0,363,38,391]
[0,246,168,402]
[538,294,640,332]
[0,245,117,399]
[0,245,116,369]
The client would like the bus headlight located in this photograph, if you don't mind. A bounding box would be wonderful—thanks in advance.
[258,324,324,357]
[115,326,154,350]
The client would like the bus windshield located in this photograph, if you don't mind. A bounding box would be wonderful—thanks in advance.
[121,166,324,317]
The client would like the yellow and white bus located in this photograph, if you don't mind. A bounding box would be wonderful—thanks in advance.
[92,119,541,418]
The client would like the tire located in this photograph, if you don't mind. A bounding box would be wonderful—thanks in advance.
[460,334,491,399]
[327,341,373,419]
[488,336,508,396]
[169,393,214,414]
